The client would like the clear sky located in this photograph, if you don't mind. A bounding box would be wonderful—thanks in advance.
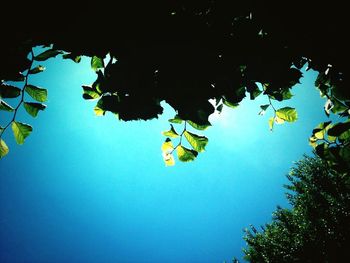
[0,51,332,262]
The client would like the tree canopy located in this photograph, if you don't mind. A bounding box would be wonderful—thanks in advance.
[243,155,350,262]
[0,2,349,166]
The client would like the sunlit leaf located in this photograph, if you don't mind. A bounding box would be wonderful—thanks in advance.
[177,145,198,162]
[29,65,45,74]
[0,83,21,98]
[309,136,318,148]
[269,117,274,131]
[162,124,179,138]
[161,138,174,152]
[168,115,183,124]
[23,102,46,117]
[25,85,47,102]
[0,139,9,158]
[187,120,211,130]
[162,152,175,166]
[11,121,32,145]
[184,131,208,152]
[35,49,63,61]
[94,106,105,116]
[91,56,104,71]
[0,99,14,112]
[82,85,101,100]
[274,116,285,124]
[276,107,298,122]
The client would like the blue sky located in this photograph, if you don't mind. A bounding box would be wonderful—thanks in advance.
[0,52,332,262]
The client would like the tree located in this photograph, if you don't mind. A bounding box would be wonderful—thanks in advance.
[0,2,349,165]
[243,155,350,262]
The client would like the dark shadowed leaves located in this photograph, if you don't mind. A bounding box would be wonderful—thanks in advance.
[62,53,81,63]
[0,83,21,98]
[35,49,63,61]
[0,99,14,112]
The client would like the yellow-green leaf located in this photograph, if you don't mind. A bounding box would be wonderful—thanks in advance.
[91,56,104,71]
[276,107,298,122]
[25,85,47,102]
[0,139,9,158]
[177,145,198,162]
[0,99,14,112]
[94,106,105,116]
[11,121,33,145]
[184,131,208,152]
[161,138,174,152]
[187,120,211,130]
[269,117,274,131]
[23,102,46,117]
[168,115,183,124]
[163,152,175,166]
[162,124,179,138]
[82,85,101,100]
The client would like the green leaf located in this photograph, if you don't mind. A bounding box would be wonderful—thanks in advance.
[177,145,198,162]
[0,99,14,112]
[29,65,45,74]
[35,49,63,61]
[0,83,21,98]
[260,104,269,111]
[0,139,9,158]
[276,107,298,122]
[282,89,293,100]
[11,121,33,145]
[82,85,101,100]
[187,120,211,130]
[23,102,46,117]
[184,131,208,152]
[331,97,348,114]
[91,56,104,71]
[162,124,179,138]
[25,85,47,102]
[168,115,183,124]
[269,117,274,131]
[62,53,81,63]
